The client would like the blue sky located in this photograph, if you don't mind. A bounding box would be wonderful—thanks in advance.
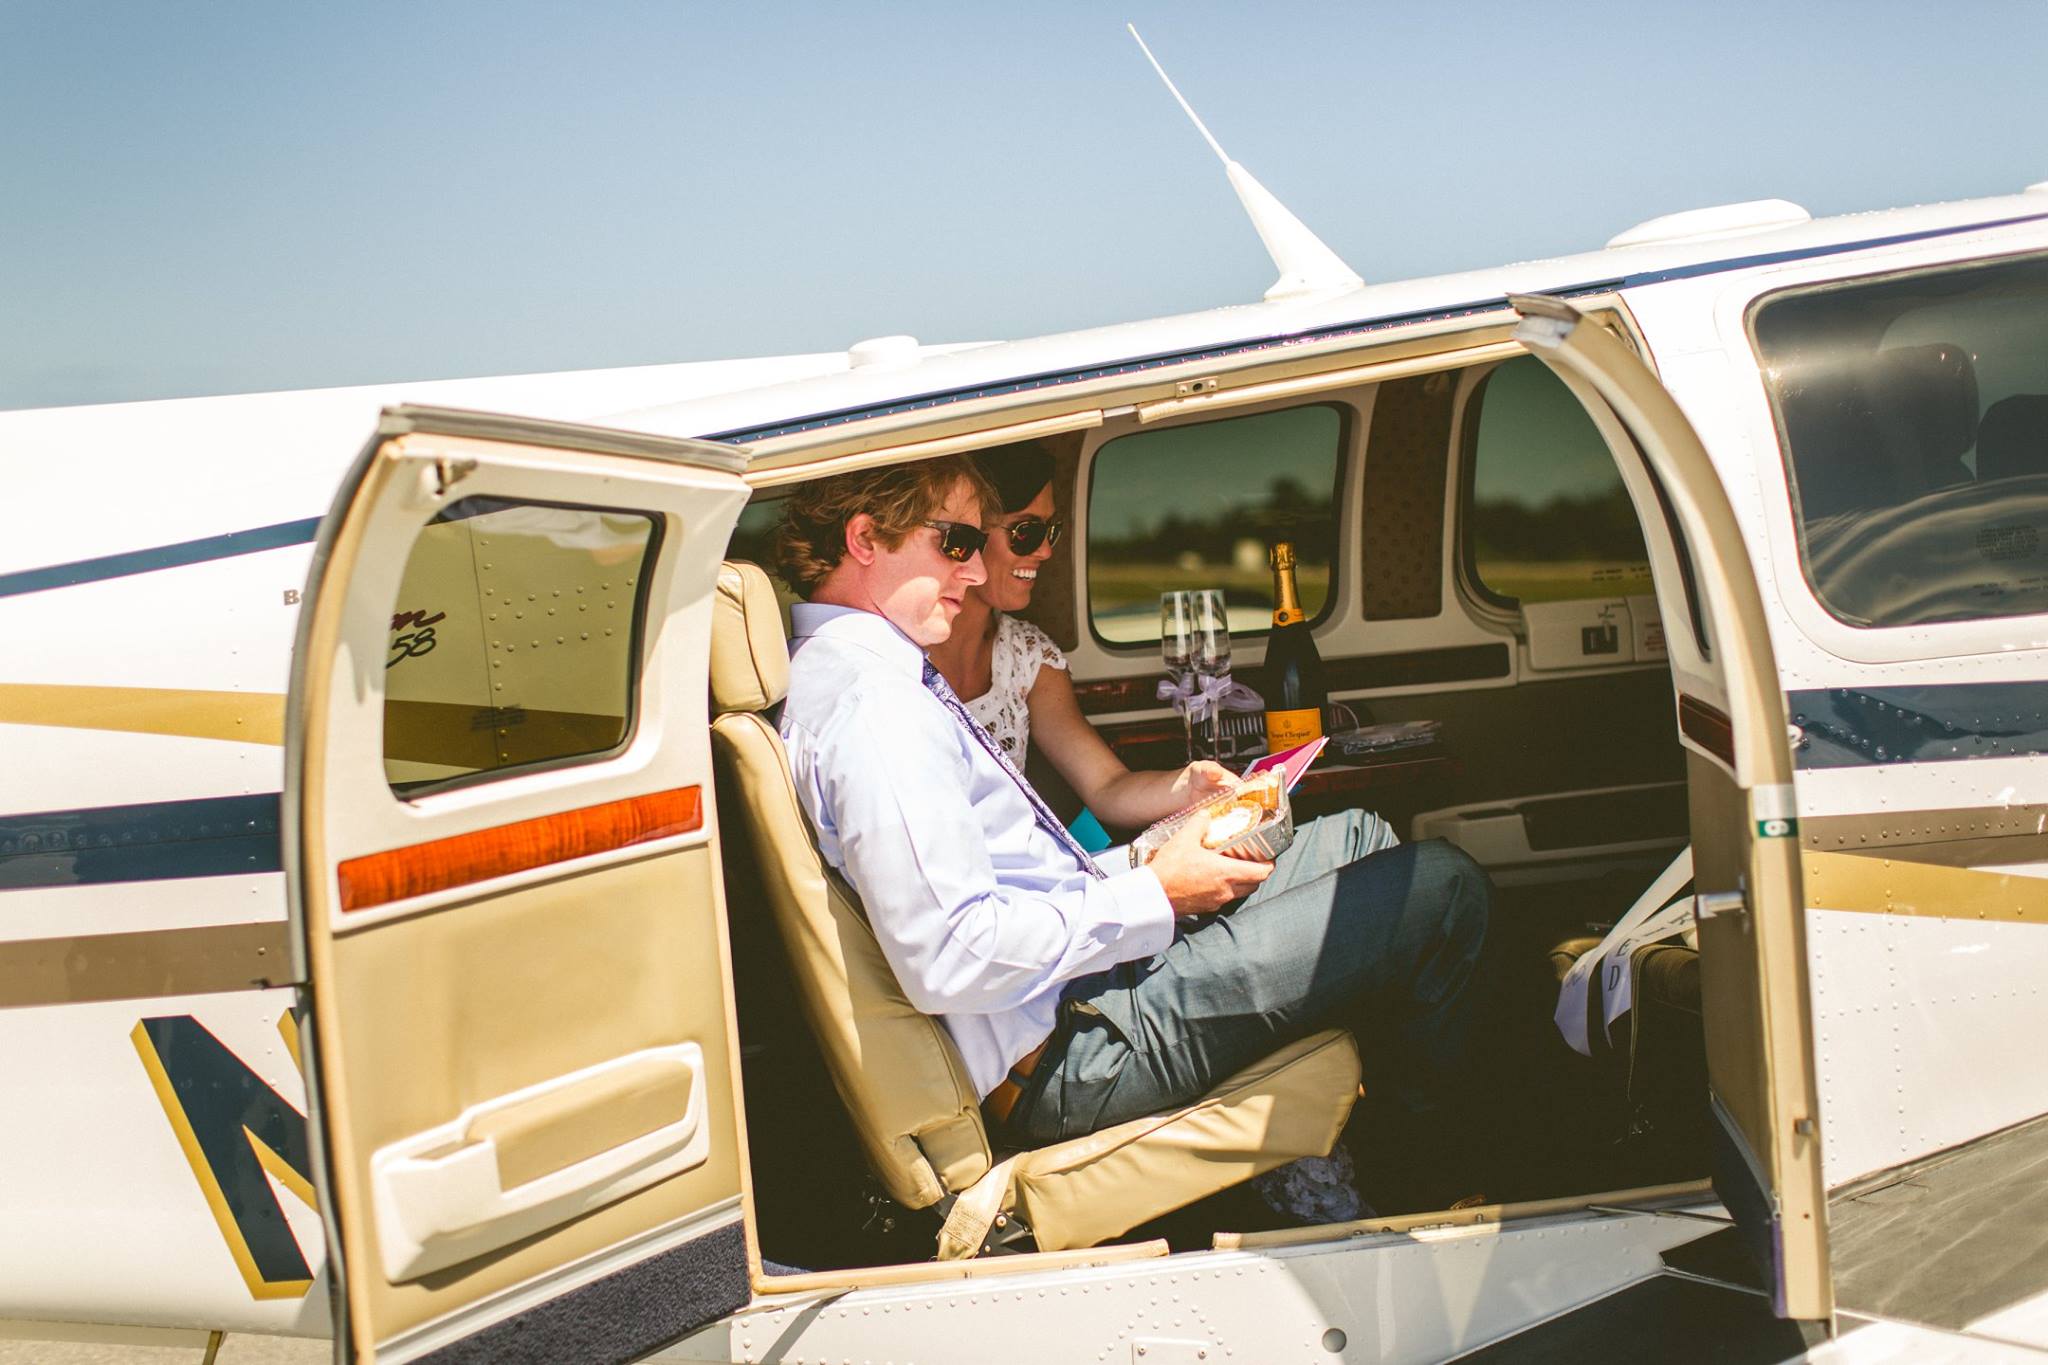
[5,1,2045,410]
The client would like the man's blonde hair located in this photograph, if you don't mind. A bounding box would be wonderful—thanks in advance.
[775,456,995,598]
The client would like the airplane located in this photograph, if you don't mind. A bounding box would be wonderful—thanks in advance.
[5,37,2048,1365]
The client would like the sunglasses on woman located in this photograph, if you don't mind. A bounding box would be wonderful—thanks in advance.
[999,515,1065,556]
[922,519,991,562]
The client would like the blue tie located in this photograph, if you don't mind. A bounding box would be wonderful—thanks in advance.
[922,660,1106,881]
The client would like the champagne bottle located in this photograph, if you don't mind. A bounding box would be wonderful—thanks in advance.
[1261,541,1326,752]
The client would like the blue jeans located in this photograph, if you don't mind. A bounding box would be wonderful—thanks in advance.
[1007,811,1492,1153]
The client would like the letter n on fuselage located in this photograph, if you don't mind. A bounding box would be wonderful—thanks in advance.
[132,1014,316,1299]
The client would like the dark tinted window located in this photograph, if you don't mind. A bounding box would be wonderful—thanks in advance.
[1087,405,1344,643]
[1755,254,2048,627]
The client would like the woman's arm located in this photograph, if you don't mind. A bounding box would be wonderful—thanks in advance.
[1027,663,1234,829]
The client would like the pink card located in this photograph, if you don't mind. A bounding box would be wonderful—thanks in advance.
[1242,735,1329,792]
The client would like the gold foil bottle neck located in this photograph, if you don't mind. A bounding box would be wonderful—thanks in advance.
[1269,541,1305,626]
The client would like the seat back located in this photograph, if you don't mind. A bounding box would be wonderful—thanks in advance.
[1976,393,2048,483]
[1780,342,1979,520]
[708,561,991,1209]
[1866,341,1980,494]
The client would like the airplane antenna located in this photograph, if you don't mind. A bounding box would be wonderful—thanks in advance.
[1127,24,1364,301]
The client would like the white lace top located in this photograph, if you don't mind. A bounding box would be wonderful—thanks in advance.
[964,615,1068,763]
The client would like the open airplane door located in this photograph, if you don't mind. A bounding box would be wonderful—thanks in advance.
[1512,298,1832,1322]
[284,407,753,1363]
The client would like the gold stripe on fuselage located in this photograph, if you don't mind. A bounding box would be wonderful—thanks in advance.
[0,683,622,772]
[1804,806,2048,870]
[0,683,284,746]
[0,922,296,1008]
[1806,848,2048,925]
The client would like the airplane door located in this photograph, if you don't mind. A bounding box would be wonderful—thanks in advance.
[1511,299,1831,1322]
[284,406,753,1363]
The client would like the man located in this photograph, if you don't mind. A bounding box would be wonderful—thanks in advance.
[776,456,1492,1205]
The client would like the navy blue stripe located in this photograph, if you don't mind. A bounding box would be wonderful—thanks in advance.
[1618,209,2048,290]
[1790,682,2048,770]
[0,793,282,891]
[706,210,2048,446]
[0,517,322,600]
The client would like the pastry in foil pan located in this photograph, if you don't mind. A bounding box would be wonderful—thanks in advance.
[1130,770,1294,866]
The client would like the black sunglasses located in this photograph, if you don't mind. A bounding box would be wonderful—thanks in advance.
[922,519,990,563]
[1000,515,1065,556]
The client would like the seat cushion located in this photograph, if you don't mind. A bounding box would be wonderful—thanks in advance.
[938,1028,1362,1257]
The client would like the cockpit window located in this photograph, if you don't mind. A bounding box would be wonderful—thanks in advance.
[382,497,658,795]
[1754,253,2048,628]
[1086,404,1345,644]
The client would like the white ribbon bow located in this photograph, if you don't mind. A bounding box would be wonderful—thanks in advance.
[1158,672,1264,724]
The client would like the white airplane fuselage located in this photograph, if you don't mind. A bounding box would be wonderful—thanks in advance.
[6,190,2048,1363]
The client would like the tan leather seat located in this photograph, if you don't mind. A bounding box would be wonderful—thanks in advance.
[709,560,1362,1256]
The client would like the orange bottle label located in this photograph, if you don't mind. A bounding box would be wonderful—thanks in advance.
[1264,707,1323,750]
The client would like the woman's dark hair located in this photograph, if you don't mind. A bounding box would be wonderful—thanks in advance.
[971,442,1055,516]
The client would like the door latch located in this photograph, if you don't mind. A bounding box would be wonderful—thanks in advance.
[1694,889,1747,925]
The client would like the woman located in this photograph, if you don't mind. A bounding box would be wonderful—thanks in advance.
[929,446,1396,1224]
[925,448,1239,830]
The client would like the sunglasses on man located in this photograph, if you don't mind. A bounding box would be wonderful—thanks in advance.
[922,520,991,562]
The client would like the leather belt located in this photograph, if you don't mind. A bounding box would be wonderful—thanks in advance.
[982,1035,1051,1128]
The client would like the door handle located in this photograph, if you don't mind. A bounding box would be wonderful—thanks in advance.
[1694,888,1747,926]
[371,1042,709,1282]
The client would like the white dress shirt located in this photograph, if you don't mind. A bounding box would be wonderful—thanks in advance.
[781,603,1175,1098]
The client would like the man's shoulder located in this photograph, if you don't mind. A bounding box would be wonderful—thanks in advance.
[784,636,935,734]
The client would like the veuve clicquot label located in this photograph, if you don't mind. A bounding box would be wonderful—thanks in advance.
[1262,540,1327,753]
[1265,706,1323,749]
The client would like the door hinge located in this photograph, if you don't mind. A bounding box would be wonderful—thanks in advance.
[435,457,478,495]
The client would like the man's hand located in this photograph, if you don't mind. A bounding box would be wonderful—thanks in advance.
[1148,811,1273,916]
[1169,760,1238,806]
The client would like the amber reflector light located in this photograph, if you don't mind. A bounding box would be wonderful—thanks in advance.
[338,787,701,912]
[1678,695,1735,767]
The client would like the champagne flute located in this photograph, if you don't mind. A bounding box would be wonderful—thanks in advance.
[1191,589,1232,761]
[1160,591,1197,762]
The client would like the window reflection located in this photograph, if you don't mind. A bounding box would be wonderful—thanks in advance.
[1467,356,1651,606]
[1087,406,1344,643]
[1757,255,2048,629]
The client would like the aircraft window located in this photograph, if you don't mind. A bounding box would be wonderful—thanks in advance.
[1755,253,2048,629]
[382,497,658,795]
[1463,355,1653,607]
[1086,404,1345,644]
